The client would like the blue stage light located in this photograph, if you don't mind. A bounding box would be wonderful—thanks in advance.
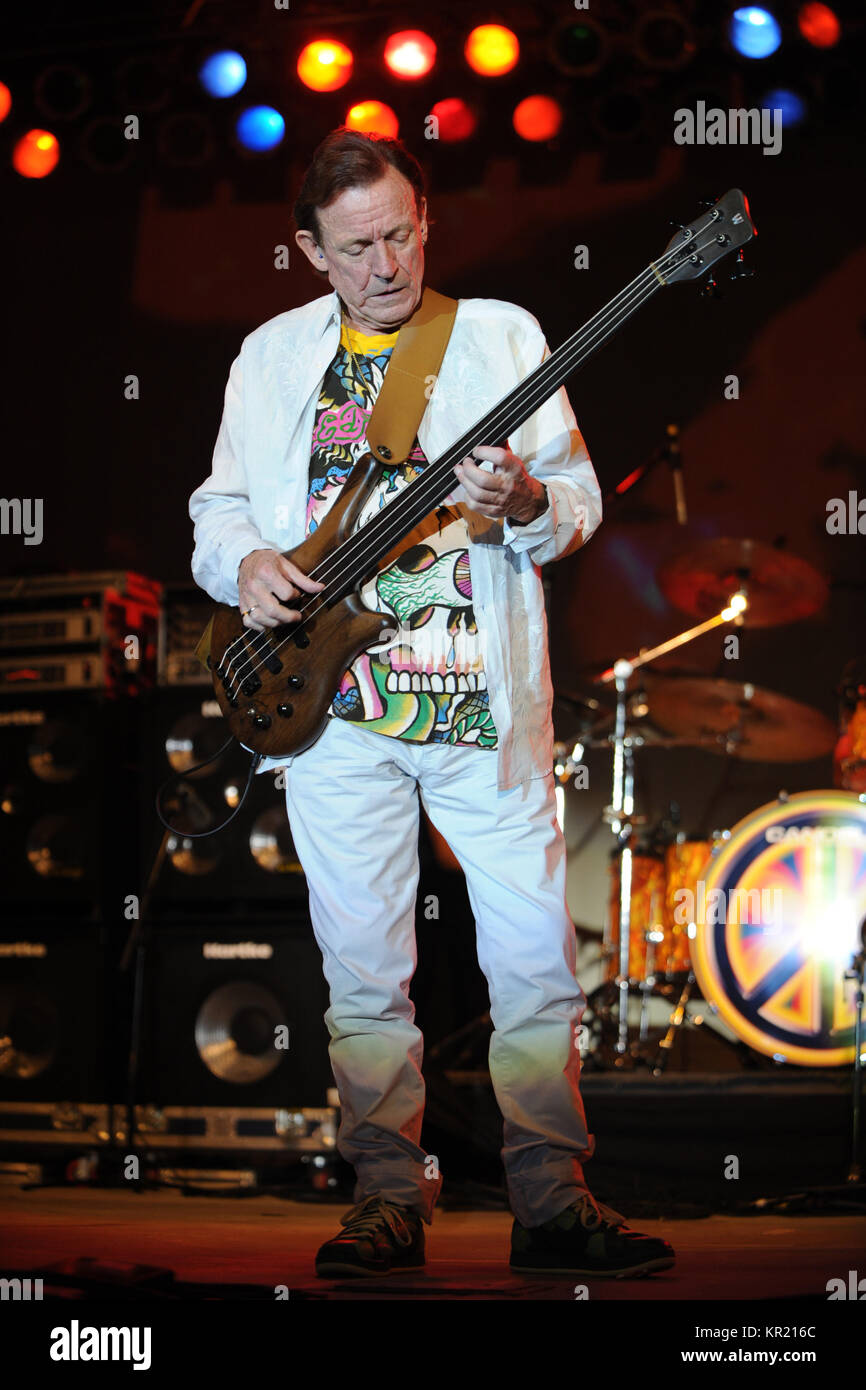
[729,7,782,59]
[199,51,247,98]
[235,105,285,151]
[762,87,806,126]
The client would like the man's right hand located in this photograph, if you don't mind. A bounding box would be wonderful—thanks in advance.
[238,549,325,631]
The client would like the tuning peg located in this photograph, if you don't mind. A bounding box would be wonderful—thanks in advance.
[701,277,723,299]
[729,249,755,281]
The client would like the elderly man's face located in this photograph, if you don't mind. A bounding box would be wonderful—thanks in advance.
[295,163,427,334]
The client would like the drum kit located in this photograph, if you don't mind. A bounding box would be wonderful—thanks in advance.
[554,537,866,1074]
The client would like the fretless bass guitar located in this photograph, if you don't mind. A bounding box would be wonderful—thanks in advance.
[206,188,756,759]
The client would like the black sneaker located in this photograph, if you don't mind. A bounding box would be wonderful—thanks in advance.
[315,1194,425,1278]
[510,1193,675,1278]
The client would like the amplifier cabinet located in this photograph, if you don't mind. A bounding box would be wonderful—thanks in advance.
[0,922,121,1107]
[0,693,141,919]
[136,918,332,1111]
[141,689,307,915]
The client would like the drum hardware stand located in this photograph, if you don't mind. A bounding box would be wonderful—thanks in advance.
[843,917,866,1183]
[596,593,749,1061]
[600,659,639,1056]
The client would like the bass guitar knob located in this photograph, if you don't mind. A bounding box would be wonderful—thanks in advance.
[248,708,272,729]
[276,702,294,718]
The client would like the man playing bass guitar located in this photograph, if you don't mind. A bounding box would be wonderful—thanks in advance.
[189,126,675,1282]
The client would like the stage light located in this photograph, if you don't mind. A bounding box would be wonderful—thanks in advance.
[465,24,519,77]
[199,51,247,98]
[35,64,92,119]
[297,39,353,92]
[729,8,783,59]
[762,87,807,125]
[345,100,399,137]
[0,83,11,122]
[798,3,840,48]
[384,30,436,80]
[429,97,477,142]
[236,105,285,151]
[13,128,60,178]
[634,11,697,70]
[513,95,563,142]
[549,19,607,77]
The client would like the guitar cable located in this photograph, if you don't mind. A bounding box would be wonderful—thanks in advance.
[155,734,264,838]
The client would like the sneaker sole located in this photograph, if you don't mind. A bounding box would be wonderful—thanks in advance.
[509,1256,675,1279]
[315,1257,425,1279]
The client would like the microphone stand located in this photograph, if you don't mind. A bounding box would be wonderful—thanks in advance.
[602,421,686,525]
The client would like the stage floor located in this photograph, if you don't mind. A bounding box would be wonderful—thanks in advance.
[2,1184,864,1302]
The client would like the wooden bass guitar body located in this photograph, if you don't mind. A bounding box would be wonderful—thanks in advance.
[209,452,396,759]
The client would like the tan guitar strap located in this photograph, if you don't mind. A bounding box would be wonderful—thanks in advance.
[363,285,458,465]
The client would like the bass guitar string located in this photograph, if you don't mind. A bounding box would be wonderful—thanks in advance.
[224,239,703,694]
[222,224,716,684]
[224,219,724,691]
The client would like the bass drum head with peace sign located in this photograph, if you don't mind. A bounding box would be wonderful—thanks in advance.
[691,791,866,1067]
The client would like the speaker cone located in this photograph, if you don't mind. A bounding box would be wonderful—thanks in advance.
[194,982,287,1083]
[0,989,60,1080]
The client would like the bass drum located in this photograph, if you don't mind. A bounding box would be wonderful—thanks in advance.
[691,790,866,1067]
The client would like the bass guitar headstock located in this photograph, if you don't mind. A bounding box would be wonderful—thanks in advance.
[656,189,757,288]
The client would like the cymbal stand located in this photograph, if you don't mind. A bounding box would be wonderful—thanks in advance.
[601,660,637,1056]
[597,597,747,1059]
[844,922,866,1182]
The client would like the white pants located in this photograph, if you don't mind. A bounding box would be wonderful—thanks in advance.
[282,714,595,1227]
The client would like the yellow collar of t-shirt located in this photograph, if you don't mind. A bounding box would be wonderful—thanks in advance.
[340,322,400,356]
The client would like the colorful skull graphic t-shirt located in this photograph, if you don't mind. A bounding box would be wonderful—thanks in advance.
[306,320,497,748]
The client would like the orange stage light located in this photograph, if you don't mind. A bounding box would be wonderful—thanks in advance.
[465,24,519,77]
[797,3,841,47]
[297,39,353,92]
[13,128,60,178]
[384,30,436,79]
[430,97,477,143]
[0,82,11,122]
[346,100,399,138]
[513,95,563,142]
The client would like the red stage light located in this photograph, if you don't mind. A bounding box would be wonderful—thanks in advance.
[384,30,436,79]
[430,97,477,143]
[297,39,353,92]
[513,95,563,142]
[465,24,520,77]
[797,3,841,48]
[13,128,60,178]
[0,82,11,122]
[346,100,399,137]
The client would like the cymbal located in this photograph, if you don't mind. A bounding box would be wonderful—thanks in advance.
[644,676,836,762]
[658,538,828,627]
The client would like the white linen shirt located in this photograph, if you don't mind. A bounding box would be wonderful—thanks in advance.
[189,288,602,790]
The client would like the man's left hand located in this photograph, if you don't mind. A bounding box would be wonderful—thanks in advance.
[454,447,547,524]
